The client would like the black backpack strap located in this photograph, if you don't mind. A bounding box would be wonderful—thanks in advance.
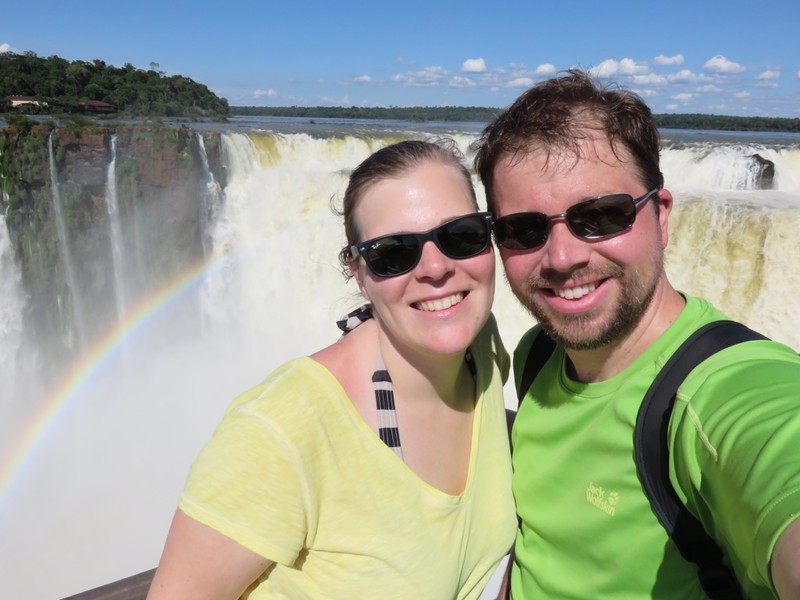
[505,330,556,448]
[516,330,557,404]
[634,320,767,599]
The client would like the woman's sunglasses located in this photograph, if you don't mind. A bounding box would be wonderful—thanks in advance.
[351,212,494,278]
[493,188,660,250]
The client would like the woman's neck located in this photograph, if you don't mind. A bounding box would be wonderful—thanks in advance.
[376,331,474,412]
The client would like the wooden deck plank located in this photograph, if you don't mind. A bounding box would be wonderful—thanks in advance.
[61,568,156,600]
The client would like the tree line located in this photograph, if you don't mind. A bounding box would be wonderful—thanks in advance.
[1,51,229,118]
[231,105,800,133]
[231,105,500,123]
[3,51,798,132]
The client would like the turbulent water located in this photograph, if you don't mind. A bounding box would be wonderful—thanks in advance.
[1,119,799,599]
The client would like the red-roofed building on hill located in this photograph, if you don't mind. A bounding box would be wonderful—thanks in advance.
[78,100,115,113]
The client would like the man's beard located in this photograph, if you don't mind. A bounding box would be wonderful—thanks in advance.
[515,257,663,351]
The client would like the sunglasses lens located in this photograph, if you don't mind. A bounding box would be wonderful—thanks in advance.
[364,235,420,276]
[438,216,491,257]
[493,213,549,250]
[568,194,636,238]
[358,214,491,277]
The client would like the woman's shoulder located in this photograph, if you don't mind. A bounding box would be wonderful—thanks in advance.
[225,357,340,419]
[312,318,375,391]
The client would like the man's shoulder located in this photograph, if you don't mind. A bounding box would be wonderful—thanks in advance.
[515,324,545,355]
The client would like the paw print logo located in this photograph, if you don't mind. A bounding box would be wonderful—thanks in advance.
[607,492,619,507]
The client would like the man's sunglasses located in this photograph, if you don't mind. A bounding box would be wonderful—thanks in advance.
[351,212,494,278]
[492,188,660,250]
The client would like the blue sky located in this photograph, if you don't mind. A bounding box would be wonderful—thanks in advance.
[3,0,799,117]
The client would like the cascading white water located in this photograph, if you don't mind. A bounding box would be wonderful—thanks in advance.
[1,126,798,600]
[196,132,223,258]
[105,135,129,337]
[660,141,800,192]
[48,132,87,352]
[200,132,384,352]
[0,211,25,402]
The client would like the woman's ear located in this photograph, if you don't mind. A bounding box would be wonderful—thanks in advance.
[352,262,371,302]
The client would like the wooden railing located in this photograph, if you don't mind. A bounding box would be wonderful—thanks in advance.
[61,568,156,600]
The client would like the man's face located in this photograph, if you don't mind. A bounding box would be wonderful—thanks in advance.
[491,136,671,350]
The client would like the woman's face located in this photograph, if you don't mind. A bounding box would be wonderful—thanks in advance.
[352,160,495,360]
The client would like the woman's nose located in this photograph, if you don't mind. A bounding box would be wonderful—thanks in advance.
[414,240,455,280]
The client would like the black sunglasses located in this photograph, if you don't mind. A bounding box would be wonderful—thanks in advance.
[351,212,494,278]
[492,188,660,250]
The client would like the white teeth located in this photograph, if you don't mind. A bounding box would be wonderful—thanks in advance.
[555,282,597,300]
[416,293,464,312]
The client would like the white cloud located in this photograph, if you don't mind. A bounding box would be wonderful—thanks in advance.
[631,73,667,85]
[1,42,19,54]
[589,58,648,78]
[755,81,778,89]
[508,77,534,88]
[734,90,751,98]
[461,58,487,73]
[449,76,476,88]
[797,71,800,79]
[755,69,780,80]
[704,55,745,74]
[666,69,708,84]
[534,63,556,75]
[653,54,684,66]
[393,66,449,86]
[666,103,679,111]
[353,75,372,83]
[696,84,721,93]
[672,93,694,101]
[254,89,277,98]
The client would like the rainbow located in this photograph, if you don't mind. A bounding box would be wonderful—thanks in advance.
[0,254,217,510]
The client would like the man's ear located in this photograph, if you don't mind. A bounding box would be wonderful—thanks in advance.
[656,188,673,249]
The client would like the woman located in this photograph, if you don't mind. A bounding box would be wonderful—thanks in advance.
[147,139,516,599]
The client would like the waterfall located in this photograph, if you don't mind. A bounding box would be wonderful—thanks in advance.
[48,131,87,352]
[105,135,129,337]
[200,132,377,352]
[660,141,800,192]
[0,211,25,400]
[1,125,798,600]
[196,133,223,258]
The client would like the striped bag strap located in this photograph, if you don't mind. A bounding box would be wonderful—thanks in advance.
[373,350,404,459]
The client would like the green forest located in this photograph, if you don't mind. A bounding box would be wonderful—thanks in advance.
[0,51,229,117]
[3,51,800,132]
[231,105,800,133]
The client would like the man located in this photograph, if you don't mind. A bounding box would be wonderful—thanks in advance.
[474,70,800,599]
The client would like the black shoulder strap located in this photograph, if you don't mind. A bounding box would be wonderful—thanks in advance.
[505,330,556,447]
[516,330,557,404]
[634,320,767,600]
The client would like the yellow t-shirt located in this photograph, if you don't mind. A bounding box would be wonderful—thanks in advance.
[180,317,516,599]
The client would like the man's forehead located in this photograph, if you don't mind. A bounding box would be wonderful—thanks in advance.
[496,134,631,176]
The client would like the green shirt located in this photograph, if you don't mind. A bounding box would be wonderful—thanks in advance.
[510,295,800,599]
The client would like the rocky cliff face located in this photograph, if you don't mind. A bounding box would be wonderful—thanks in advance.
[0,124,224,380]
